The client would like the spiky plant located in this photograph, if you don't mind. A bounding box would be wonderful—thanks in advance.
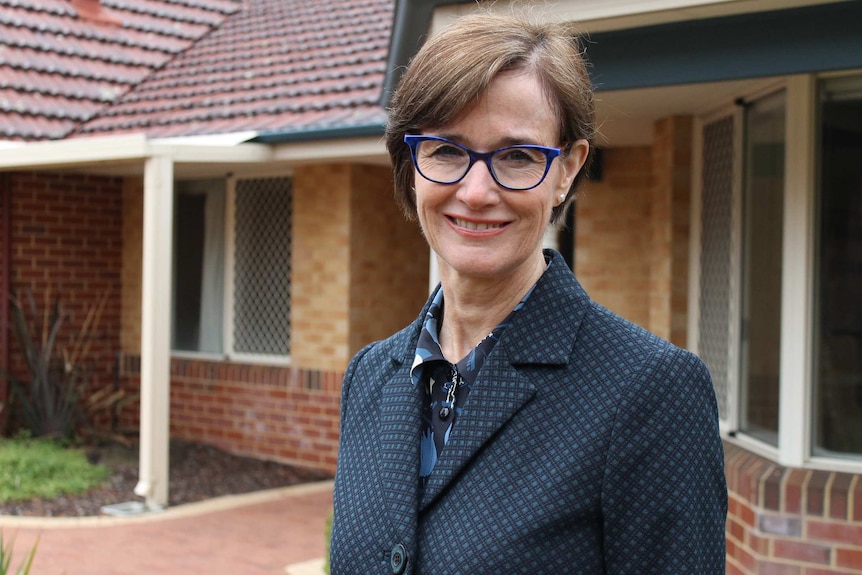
[5,288,108,440]
[0,533,38,575]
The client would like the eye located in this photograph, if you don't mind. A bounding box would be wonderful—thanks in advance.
[495,147,545,166]
[427,143,465,159]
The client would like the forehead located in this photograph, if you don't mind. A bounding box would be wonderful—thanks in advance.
[431,70,559,147]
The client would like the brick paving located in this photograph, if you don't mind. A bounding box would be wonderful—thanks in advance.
[0,481,333,575]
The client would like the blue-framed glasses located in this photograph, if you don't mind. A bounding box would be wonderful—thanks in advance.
[404,135,562,191]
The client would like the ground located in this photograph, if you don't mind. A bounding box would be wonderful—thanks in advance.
[0,440,331,517]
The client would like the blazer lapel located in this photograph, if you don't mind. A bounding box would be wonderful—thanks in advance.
[420,353,536,510]
[419,251,589,511]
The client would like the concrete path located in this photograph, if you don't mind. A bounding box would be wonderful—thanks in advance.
[0,480,333,575]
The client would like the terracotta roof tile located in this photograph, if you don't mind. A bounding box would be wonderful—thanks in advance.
[0,66,126,101]
[2,0,394,142]
[76,0,394,138]
[0,0,241,141]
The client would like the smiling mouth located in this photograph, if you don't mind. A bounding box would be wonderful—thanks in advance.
[451,217,506,231]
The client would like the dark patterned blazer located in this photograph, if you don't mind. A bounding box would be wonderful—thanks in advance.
[330,250,727,575]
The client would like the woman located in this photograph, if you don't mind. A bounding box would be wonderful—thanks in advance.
[330,13,727,575]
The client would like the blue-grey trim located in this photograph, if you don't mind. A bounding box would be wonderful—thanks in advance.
[586,1,862,92]
[250,122,386,144]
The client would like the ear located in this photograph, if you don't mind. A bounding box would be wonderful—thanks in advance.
[557,139,590,193]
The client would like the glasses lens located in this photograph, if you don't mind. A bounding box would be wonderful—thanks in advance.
[415,139,470,184]
[491,147,549,190]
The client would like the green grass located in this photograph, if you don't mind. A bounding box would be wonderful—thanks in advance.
[0,438,109,502]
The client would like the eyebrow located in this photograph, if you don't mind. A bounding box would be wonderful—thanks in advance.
[433,133,547,149]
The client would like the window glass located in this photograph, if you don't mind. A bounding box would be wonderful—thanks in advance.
[172,180,225,354]
[813,75,862,457]
[739,90,786,446]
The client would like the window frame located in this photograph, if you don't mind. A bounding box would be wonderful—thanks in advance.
[170,170,294,367]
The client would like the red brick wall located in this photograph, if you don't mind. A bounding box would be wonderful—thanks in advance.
[117,356,341,471]
[725,442,862,574]
[3,171,123,434]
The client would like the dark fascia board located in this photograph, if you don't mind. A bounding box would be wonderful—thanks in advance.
[252,123,386,144]
[586,0,862,91]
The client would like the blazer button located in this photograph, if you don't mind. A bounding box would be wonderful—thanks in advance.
[390,543,408,574]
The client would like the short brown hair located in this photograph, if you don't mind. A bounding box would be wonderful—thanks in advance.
[386,12,596,223]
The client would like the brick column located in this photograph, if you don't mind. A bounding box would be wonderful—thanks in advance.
[650,115,693,347]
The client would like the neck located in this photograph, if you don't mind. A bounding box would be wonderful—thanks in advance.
[437,251,546,362]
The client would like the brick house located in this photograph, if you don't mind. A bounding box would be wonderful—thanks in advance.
[2,0,862,572]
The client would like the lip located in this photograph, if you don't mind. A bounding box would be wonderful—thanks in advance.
[446,215,510,235]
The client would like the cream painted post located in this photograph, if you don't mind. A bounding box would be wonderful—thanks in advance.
[778,75,816,468]
[135,155,174,509]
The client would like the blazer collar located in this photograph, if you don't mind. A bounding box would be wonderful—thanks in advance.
[386,249,590,368]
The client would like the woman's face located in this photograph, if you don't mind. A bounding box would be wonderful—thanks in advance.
[414,70,588,282]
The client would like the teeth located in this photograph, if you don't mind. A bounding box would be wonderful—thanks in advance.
[454,218,502,230]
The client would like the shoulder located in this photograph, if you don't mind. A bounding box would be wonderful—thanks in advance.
[341,317,421,402]
[581,300,706,379]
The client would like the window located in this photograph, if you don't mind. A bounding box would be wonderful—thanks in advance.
[739,90,786,446]
[698,75,862,466]
[813,76,862,458]
[172,176,292,361]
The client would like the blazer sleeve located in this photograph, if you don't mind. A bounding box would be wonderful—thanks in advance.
[601,344,728,574]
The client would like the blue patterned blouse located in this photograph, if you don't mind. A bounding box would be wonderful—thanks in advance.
[410,279,538,490]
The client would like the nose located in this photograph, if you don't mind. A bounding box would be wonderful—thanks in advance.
[455,160,501,208]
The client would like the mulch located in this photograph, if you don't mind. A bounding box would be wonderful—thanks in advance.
[0,439,332,517]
